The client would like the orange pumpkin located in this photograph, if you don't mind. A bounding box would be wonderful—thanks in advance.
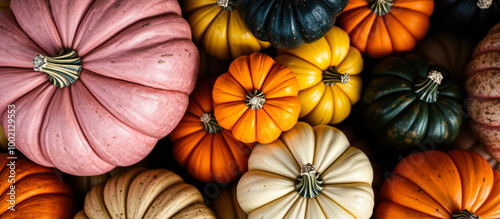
[337,0,434,59]
[0,125,7,152]
[376,150,500,218]
[0,153,76,219]
[212,53,301,144]
[170,79,255,183]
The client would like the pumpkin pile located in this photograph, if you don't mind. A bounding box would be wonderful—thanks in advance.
[1,0,499,218]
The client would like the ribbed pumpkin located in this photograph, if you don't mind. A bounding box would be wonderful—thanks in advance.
[274,26,363,126]
[0,0,199,176]
[66,158,149,201]
[212,53,301,144]
[363,53,463,153]
[416,31,473,85]
[74,167,215,219]
[237,122,374,218]
[183,0,270,60]
[337,0,434,59]
[447,120,500,171]
[0,153,76,219]
[375,150,500,219]
[169,79,255,183]
[211,184,247,219]
[466,22,500,162]
[236,0,348,49]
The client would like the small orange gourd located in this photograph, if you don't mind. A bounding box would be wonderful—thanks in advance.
[212,53,301,144]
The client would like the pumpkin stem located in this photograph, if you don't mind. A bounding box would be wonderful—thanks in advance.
[217,0,235,10]
[369,0,393,15]
[323,67,350,86]
[414,70,443,103]
[32,49,82,88]
[451,209,480,219]
[200,112,222,134]
[245,90,266,110]
[295,163,324,198]
[477,0,492,9]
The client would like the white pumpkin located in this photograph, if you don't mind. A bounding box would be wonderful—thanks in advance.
[237,122,374,219]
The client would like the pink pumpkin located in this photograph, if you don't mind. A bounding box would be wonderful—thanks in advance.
[0,0,199,176]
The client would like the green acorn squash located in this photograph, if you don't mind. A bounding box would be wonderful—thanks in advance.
[362,54,463,153]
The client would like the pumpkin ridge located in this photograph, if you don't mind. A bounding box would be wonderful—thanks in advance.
[383,10,419,41]
[217,130,244,173]
[318,187,358,218]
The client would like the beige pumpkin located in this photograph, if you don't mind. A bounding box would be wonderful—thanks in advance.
[74,167,215,219]
[237,122,374,218]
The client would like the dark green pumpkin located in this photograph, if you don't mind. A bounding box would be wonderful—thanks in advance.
[362,54,463,153]
[236,0,348,49]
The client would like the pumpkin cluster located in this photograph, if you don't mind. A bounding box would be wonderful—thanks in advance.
[1,0,500,218]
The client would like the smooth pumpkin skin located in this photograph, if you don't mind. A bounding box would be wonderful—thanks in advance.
[466,22,500,162]
[433,0,500,38]
[169,79,255,183]
[337,0,433,59]
[362,53,463,153]
[237,0,348,49]
[75,167,216,219]
[211,184,247,219]
[0,0,199,176]
[237,122,375,219]
[212,53,301,144]
[375,150,500,219]
[0,153,76,219]
[183,0,270,60]
[416,31,473,86]
[275,26,363,126]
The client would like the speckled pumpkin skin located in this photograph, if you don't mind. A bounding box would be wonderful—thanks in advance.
[466,22,500,161]
[363,53,463,153]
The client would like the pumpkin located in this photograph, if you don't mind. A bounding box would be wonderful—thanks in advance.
[375,150,500,219]
[337,0,434,59]
[0,125,7,152]
[183,0,270,60]
[211,184,247,219]
[0,0,9,11]
[236,0,349,49]
[169,79,255,183]
[362,54,463,153]
[0,0,199,176]
[275,26,363,126]
[447,120,500,171]
[212,53,301,144]
[0,153,76,219]
[74,167,216,219]
[416,31,474,86]
[466,22,500,162]
[237,122,375,218]
[66,158,149,201]
[433,0,500,38]
[363,53,463,153]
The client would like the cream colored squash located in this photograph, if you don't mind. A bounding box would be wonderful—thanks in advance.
[237,122,374,219]
[74,167,215,219]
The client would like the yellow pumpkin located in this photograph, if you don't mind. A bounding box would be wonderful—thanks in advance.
[211,184,247,219]
[275,26,363,125]
[183,0,270,60]
[0,125,7,151]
